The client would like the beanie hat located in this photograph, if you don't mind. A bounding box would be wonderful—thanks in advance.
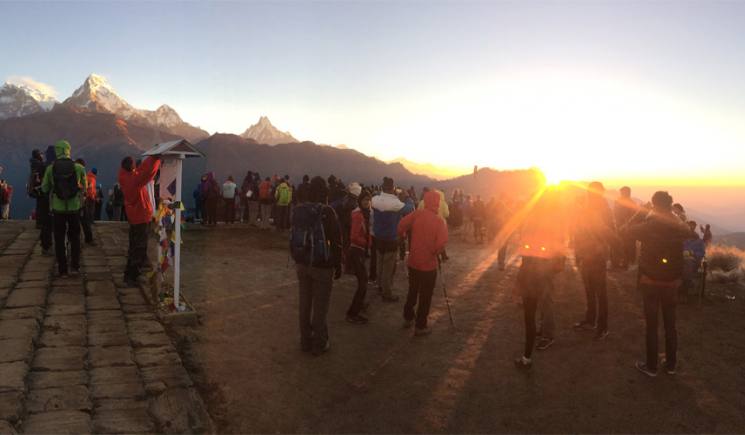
[348,182,362,197]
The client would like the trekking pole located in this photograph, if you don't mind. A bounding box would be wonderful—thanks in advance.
[438,259,456,330]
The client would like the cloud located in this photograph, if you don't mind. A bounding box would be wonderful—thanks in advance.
[5,76,57,98]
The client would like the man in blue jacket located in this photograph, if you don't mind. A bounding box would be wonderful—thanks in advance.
[371,177,414,302]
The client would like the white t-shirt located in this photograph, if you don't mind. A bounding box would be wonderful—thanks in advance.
[222,181,237,199]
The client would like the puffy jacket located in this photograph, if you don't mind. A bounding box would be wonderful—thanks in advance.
[350,207,371,250]
[397,191,448,271]
[623,211,696,282]
[259,180,273,203]
[372,192,407,244]
[86,171,97,201]
[275,182,292,206]
[41,140,87,213]
[118,156,161,225]
[417,190,449,219]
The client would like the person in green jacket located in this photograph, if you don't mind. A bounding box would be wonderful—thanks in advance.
[275,176,293,231]
[41,140,87,277]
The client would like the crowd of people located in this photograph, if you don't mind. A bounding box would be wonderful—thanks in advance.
[17,140,716,377]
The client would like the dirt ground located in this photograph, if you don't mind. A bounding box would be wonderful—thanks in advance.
[169,224,745,434]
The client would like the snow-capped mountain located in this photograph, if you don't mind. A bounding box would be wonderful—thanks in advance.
[62,74,209,142]
[0,82,58,120]
[240,116,298,145]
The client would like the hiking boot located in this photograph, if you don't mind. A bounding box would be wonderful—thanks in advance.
[514,356,532,370]
[573,321,596,331]
[594,330,609,340]
[536,337,554,350]
[660,358,676,375]
[57,271,69,279]
[312,341,330,356]
[402,319,414,329]
[381,295,399,303]
[635,361,657,377]
[414,327,431,337]
[346,314,369,325]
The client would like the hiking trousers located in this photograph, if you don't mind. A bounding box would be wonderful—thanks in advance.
[346,247,368,317]
[125,223,149,282]
[377,247,398,298]
[641,282,677,371]
[81,200,95,243]
[404,268,437,329]
[260,203,273,229]
[53,212,81,274]
[296,264,333,352]
[581,257,608,332]
[37,196,52,251]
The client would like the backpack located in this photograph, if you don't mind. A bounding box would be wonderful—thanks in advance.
[27,171,41,198]
[52,159,80,201]
[277,184,291,205]
[259,182,272,201]
[290,203,334,267]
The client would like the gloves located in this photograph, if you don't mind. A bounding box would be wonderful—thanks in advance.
[334,267,342,280]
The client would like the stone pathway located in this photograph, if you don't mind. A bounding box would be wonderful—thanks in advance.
[0,221,211,434]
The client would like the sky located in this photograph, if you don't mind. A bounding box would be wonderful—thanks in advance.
[3,0,745,187]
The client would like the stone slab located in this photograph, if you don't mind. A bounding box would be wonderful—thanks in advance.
[127,320,165,335]
[26,385,91,413]
[90,366,140,385]
[87,280,117,297]
[0,306,44,322]
[148,387,213,434]
[121,304,150,314]
[120,293,146,305]
[0,318,39,342]
[18,271,49,282]
[0,338,33,364]
[93,398,148,411]
[12,281,44,290]
[0,391,24,423]
[89,346,135,368]
[29,370,86,389]
[125,312,157,322]
[45,303,85,316]
[87,295,121,310]
[0,287,9,302]
[47,292,85,306]
[140,365,193,389]
[90,383,146,400]
[130,331,172,348]
[0,362,28,392]
[22,410,91,434]
[133,347,182,368]
[88,309,123,321]
[43,315,86,331]
[32,346,86,371]
[4,287,46,308]
[92,408,155,434]
[39,329,86,348]
[88,331,129,347]
[88,318,126,334]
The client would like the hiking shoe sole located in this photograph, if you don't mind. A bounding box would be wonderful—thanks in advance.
[635,361,657,377]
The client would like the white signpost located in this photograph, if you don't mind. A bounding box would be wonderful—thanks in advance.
[143,139,204,309]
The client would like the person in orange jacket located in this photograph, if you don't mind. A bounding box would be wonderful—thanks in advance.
[397,190,448,336]
[118,155,161,286]
[346,190,372,324]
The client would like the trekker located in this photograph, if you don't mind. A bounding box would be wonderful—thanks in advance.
[295,174,310,204]
[622,191,696,377]
[612,186,637,269]
[681,220,706,302]
[0,180,13,220]
[259,177,273,230]
[471,195,486,243]
[239,171,253,223]
[275,176,292,231]
[110,183,124,221]
[700,224,713,247]
[222,176,237,224]
[119,154,162,287]
[28,149,52,255]
[573,181,615,340]
[333,182,361,255]
[514,189,567,369]
[82,165,98,245]
[202,173,220,226]
[397,190,448,336]
[290,176,342,355]
[372,177,413,302]
[193,177,205,222]
[346,190,372,324]
[40,140,87,277]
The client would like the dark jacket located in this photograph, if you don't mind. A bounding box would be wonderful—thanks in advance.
[623,211,696,282]
[29,157,46,198]
[574,198,615,263]
[291,203,343,270]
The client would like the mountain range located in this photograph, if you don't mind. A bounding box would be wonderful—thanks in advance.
[0,73,543,219]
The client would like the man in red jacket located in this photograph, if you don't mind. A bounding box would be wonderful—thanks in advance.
[397,190,448,336]
[118,155,161,286]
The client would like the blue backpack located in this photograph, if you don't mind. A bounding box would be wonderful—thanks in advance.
[290,203,333,267]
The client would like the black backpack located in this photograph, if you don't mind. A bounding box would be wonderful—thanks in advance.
[290,203,335,267]
[52,159,80,200]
